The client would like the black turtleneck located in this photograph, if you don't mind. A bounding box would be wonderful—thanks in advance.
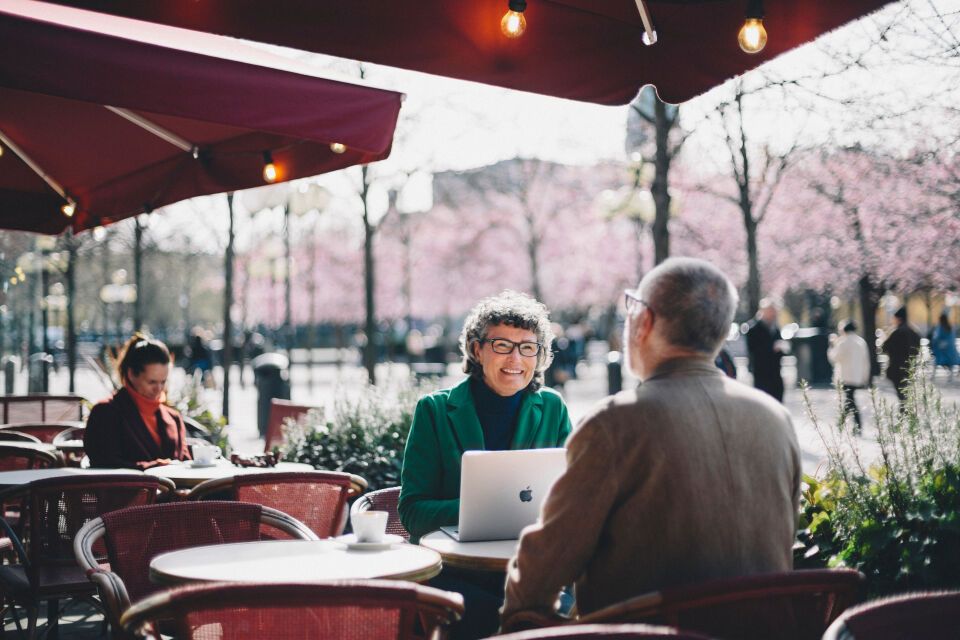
[470,376,523,451]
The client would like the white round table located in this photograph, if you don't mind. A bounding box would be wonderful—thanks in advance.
[0,467,142,488]
[150,539,443,586]
[419,530,518,572]
[144,460,314,488]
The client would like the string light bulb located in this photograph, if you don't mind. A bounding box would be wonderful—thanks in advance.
[501,0,527,38]
[61,199,76,218]
[0,143,4,157]
[262,151,278,183]
[329,142,347,154]
[738,0,767,54]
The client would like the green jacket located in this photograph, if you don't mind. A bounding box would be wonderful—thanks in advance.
[398,377,572,542]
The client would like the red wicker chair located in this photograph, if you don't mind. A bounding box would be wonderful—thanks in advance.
[120,580,464,640]
[821,590,960,639]
[492,624,716,639]
[187,470,367,538]
[351,486,410,540]
[0,474,174,639]
[0,394,86,423]
[0,422,82,444]
[0,431,43,444]
[503,570,864,640]
[0,443,61,471]
[74,500,318,639]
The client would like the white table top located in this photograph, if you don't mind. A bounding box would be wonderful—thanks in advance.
[143,460,314,488]
[0,467,142,488]
[0,441,58,453]
[420,530,518,572]
[150,539,443,586]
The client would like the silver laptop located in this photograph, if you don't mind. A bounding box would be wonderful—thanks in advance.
[441,448,567,542]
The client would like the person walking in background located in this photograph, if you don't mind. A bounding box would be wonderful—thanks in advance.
[828,320,871,433]
[881,306,922,403]
[931,312,960,381]
[745,299,787,402]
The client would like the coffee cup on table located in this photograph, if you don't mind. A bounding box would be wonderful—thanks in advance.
[352,510,388,543]
[192,444,221,465]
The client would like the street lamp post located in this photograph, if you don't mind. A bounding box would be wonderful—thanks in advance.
[100,269,137,348]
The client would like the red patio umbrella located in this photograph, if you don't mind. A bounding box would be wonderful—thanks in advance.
[0,0,403,234]
[46,0,894,105]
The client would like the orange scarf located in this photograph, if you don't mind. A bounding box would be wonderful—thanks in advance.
[123,382,169,448]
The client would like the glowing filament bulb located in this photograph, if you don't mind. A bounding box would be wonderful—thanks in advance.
[262,151,278,183]
[61,200,76,217]
[501,10,526,38]
[738,17,767,53]
[330,142,347,154]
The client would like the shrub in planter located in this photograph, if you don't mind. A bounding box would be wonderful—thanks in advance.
[280,380,429,491]
[795,360,960,595]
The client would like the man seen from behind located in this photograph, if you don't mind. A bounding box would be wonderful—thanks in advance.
[500,258,801,626]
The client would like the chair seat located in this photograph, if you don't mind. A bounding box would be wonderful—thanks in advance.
[0,563,102,597]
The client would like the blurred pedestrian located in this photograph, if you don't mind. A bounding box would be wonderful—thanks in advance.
[828,320,871,433]
[931,312,960,381]
[745,299,787,402]
[881,306,922,403]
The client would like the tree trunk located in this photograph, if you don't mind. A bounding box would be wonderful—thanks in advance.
[743,206,761,316]
[283,203,294,356]
[133,216,143,331]
[858,274,883,378]
[361,166,377,385]
[652,100,671,264]
[66,236,77,393]
[222,193,235,420]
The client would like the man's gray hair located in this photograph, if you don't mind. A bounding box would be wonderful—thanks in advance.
[459,290,555,392]
[636,257,738,355]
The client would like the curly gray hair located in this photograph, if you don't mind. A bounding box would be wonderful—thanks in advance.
[459,290,556,392]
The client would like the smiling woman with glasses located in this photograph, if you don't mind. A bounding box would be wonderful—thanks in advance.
[398,290,572,638]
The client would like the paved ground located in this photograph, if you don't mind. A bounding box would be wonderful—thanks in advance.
[6,349,960,636]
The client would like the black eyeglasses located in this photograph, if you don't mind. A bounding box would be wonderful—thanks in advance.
[480,338,542,357]
[624,290,651,315]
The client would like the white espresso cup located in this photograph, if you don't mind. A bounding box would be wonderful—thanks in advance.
[352,510,388,543]
[192,444,221,465]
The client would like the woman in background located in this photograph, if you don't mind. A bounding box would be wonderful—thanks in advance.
[85,334,191,469]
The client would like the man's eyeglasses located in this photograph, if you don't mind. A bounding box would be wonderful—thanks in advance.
[624,290,651,315]
[480,338,543,357]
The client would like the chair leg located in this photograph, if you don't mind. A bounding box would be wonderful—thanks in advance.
[25,604,37,640]
[46,599,59,640]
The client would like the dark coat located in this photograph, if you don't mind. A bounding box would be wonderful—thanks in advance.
[746,319,784,402]
[882,323,922,384]
[84,387,191,469]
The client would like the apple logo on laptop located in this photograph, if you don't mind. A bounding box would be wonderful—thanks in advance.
[519,486,533,502]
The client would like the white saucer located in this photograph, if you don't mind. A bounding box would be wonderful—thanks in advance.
[189,460,218,468]
[335,533,404,550]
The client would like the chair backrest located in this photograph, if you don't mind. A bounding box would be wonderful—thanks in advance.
[821,590,960,640]
[495,624,716,639]
[189,471,362,538]
[25,475,171,572]
[0,394,86,423]
[0,443,61,470]
[351,486,410,540]
[0,421,82,443]
[121,580,464,640]
[84,501,313,604]
[579,570,865,640]
[0,430,43,443]
[265,399,316,452]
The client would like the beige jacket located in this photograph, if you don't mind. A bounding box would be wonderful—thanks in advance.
[502,357,801,618]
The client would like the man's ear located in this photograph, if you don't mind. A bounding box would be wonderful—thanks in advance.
[636,309,655,340]
[471,339,481,361]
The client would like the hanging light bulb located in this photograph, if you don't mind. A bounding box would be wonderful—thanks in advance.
[500,0,527,38]
[738,0,767,54]
[61,199,76,218]
[0,143,4,157]
[262,151,278,183]
[329,142,347,154]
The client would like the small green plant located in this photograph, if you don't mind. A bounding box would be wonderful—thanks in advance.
[281,379,429,491]
[795,359,960,595]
